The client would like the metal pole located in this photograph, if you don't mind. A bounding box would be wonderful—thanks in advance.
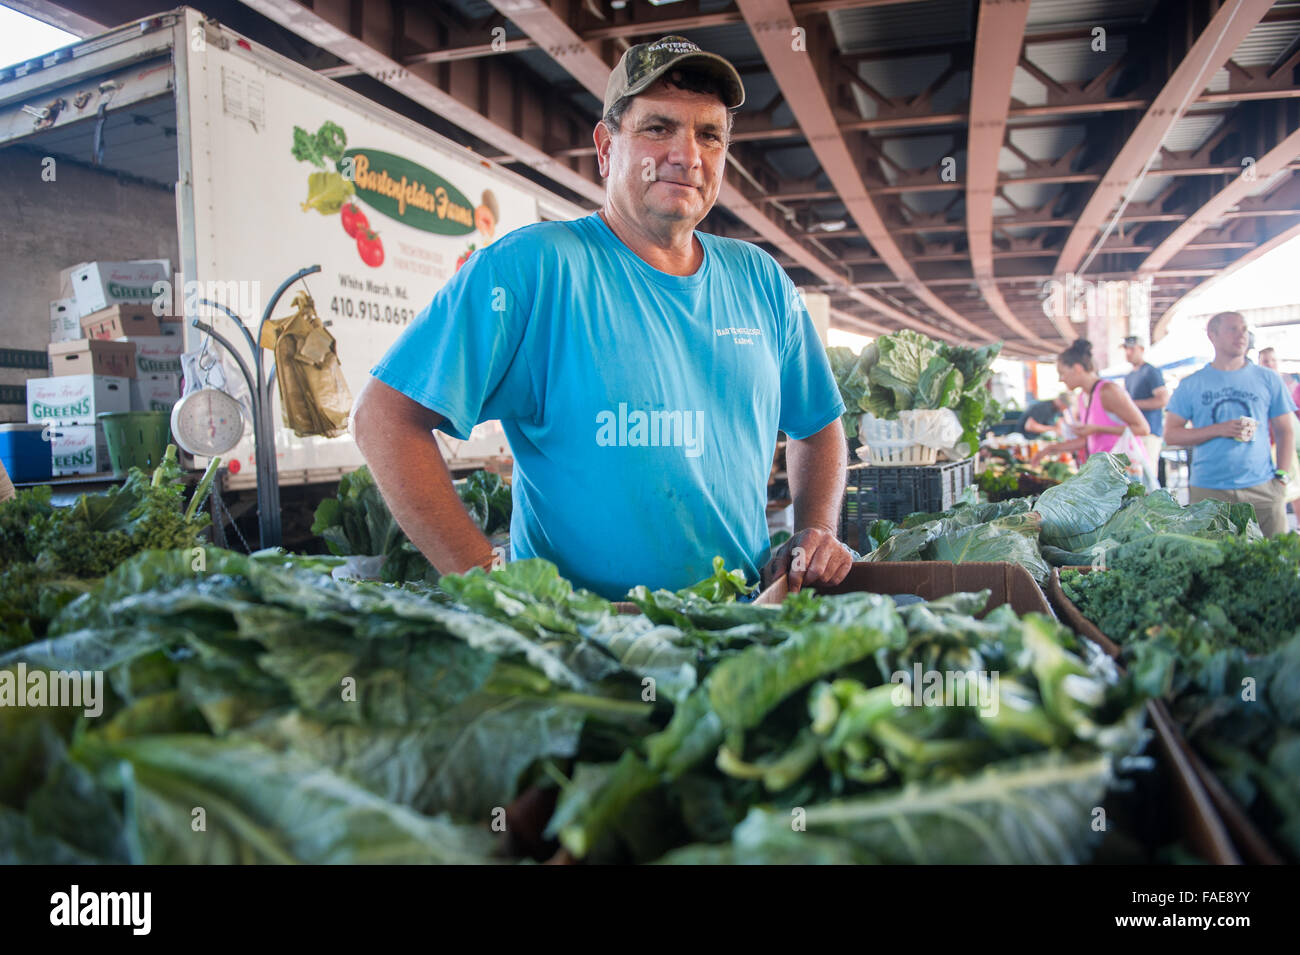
[190,316,274,548]
[194,297,280,543]
[189,266,320,550]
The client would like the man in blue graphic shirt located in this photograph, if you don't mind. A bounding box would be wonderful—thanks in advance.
[351,36,850,599]
[1166,311,1297,536]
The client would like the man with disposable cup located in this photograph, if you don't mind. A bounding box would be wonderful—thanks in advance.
[1165,312,1297,536]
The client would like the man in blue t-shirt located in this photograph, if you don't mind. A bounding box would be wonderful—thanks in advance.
[351,36,850,599]
[1166,312,1297,536]
[1122,336,1169,486]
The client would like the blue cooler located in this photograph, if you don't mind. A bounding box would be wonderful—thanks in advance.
[0,423,53,483]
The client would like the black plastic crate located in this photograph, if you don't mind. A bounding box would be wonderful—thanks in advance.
[840,458,975,549]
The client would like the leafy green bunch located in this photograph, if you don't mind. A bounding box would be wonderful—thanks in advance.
[22,446,216,578]
[0,551,724,863]
[547,589,1145,863]
[292,120,355,214]
[457,470,512,536]
[826,345,869,439]
[826,331,1002,452]
[866,497,1050,582]
[0,447,218,647]
[1062,532,1300,658]
[1128,628,1300,862]
[311,466,512,583]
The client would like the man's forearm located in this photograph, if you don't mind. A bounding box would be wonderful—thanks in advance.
[352,381,496,574]
[787,418,846,532]
[1275,416,1296,474]
[1134,396,1164,410]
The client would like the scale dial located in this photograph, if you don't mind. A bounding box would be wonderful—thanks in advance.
[170,387,245,457]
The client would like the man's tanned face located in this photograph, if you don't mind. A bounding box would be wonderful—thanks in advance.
[1208,312,1250,360]
[595,79,729,232]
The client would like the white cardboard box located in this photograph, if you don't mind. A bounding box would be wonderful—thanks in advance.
[119,335,185,376]
[49,298,80,343]
[26,374,131,426]
[69,260,171,318]
[130,374,181,412]
[50,424,108,476]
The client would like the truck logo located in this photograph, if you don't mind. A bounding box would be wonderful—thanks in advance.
[344,149,476,236]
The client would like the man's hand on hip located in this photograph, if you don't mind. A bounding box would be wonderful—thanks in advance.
[763,525,852,594]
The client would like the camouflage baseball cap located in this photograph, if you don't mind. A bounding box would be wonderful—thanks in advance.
[603,35,745,117]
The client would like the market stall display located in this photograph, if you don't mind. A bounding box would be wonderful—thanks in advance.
[0,448,1279,866]
[0,546,1150,864]
[0,446,219,647]
[862,453,1260,582]
[826,331,1003,458]
[976,448,1074,501]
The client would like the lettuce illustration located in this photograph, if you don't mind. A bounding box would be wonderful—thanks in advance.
[300,171,356,215]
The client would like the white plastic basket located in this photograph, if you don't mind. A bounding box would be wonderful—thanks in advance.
[858,413,940,466]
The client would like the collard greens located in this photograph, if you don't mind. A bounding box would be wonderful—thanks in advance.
[826,331,1003,453]
[0,537,1148,865]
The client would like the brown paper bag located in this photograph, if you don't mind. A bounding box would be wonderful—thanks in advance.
[261,291,352,438]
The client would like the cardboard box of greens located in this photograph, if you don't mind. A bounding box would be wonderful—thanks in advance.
[26,374,130,426]
[119,335,184,376]
[49,299,80,343]
[68,260,170,318]
[762,561,1240,864]
[130,374,181,412]
[81,304,163,340]
[50,423,109,476]
[759,561,1052,615]
[47,339,137,378]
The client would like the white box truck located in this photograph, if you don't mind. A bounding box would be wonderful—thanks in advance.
[0,7,582,502]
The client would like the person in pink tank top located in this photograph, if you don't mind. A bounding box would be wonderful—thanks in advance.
[1032,339,1149,465]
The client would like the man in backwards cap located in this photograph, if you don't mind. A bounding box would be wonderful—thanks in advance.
[353,36,851,599]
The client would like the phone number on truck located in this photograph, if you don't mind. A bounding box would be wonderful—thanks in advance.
[329,296,415,325]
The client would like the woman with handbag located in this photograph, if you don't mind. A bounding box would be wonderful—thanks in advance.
[1031,339,1153,482]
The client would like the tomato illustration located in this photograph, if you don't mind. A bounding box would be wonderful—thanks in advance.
[341,201,368,238]
[455,243,477,272]
[357,228,384,267]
